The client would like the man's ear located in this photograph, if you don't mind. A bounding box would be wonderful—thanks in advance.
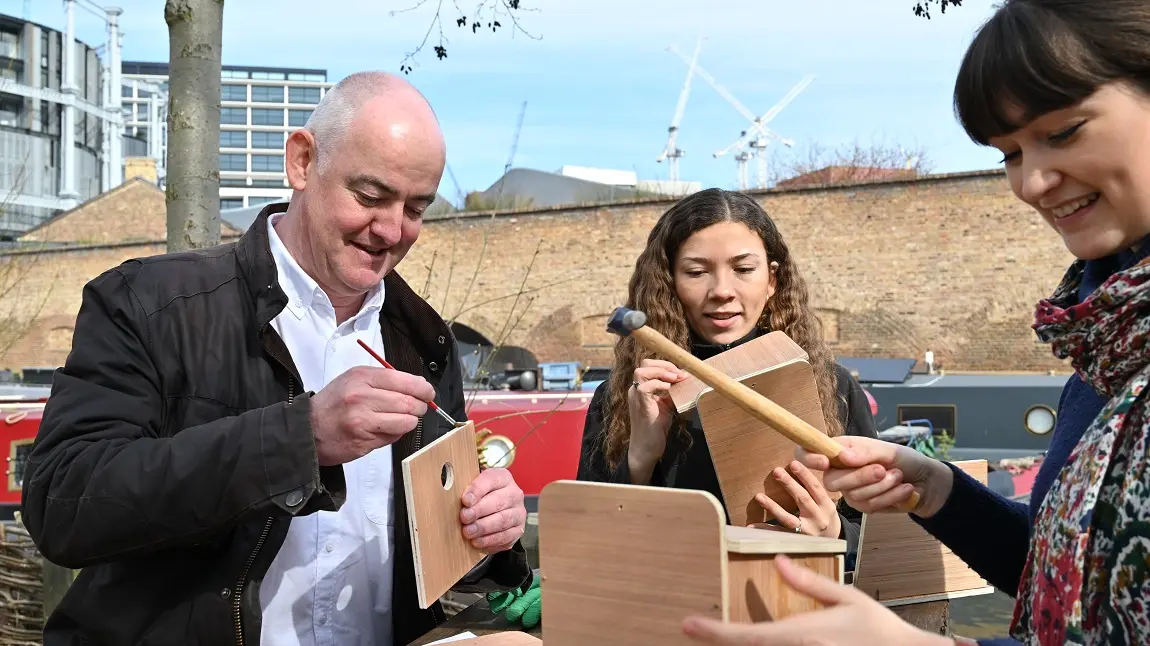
[285,130,317,190]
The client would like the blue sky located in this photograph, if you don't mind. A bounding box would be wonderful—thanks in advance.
[13,0,1007,206]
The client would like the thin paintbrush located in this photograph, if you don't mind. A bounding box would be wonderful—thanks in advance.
[356,338,460,428]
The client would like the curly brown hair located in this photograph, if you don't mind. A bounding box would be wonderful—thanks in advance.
[601,188,843,470]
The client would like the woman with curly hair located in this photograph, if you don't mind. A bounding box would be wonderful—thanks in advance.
[681,1,1150,645]
[576,187,879,558]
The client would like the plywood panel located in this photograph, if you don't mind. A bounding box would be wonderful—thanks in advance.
[402,421,487,609]
[853,460,992,602]
[669,331,808,414]
[727,553,842,623]
[694,361,833,526]
[538,480,728,646]
[725,524,846,555]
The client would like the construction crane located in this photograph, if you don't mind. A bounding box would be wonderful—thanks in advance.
[656,36,703,183]
[669,47,813,190]
[504,100,527,175]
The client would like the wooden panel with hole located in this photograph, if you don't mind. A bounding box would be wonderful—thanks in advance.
[401,421,487,609]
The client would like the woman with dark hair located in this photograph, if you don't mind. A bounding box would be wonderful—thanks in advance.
[681,1,1150,645]
[576,187,879,557]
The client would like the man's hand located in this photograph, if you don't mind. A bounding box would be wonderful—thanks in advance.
[459,467,527,553]
[681,555,953,646]
[310,365,436,466]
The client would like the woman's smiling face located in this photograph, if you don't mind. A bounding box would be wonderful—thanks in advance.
[989,81,1150,260]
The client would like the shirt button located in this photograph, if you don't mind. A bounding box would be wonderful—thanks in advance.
[284,489,304,507]
[438,335,445,344]
[429,361,438,372]
[325,542,334,553]
[221,588,231,599]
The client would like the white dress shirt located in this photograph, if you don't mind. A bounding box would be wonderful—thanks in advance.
[258,212,396,646]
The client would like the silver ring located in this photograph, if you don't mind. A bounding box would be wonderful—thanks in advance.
[794,521,803,534]
[631,380,639,389]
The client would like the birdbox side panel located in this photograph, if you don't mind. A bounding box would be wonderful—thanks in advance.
[401,421,487,609]
[695,360,832,527]
[669,331,809,414]
[727,552,842,623]
[853,459,991,601]
[537,480,728,646]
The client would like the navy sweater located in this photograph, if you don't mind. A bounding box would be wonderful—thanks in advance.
[912,240,1150,645]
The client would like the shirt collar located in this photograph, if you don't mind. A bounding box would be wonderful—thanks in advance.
[266,212,385,320]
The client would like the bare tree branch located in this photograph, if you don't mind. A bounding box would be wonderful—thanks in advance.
[767,136,934,188]
[912,0,963,19]
[393,0,541,74]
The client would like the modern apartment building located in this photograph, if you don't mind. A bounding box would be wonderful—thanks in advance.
[121,62,333,210]
[0,11,124,237]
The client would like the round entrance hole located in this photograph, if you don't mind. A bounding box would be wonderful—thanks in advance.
[441,463,454,489]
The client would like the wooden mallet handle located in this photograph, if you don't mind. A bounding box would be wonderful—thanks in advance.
[606,307,921,514]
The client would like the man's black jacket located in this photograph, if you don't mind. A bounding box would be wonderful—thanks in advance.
[20,203,532,646]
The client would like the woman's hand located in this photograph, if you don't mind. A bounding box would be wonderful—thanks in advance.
[751,460,841,538]
[681,554,954,646]
[626,359,688,483]
[794,436,955,518]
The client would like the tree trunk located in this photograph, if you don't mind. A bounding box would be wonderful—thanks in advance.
[164,0,223,253]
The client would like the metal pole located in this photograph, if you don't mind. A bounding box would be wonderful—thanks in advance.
[107,7,123,188]
[60,0,78,201]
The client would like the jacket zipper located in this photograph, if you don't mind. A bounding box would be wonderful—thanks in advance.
[233,376,294,646]
[415,357,425,451]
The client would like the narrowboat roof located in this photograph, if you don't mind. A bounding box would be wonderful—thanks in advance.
[866,373,1072,388]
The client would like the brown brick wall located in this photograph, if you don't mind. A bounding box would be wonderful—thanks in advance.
[401,170,1076,373]
[0,169,1077,374]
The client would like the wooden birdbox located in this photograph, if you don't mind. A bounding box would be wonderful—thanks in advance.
[536,480,845,645]
[666,331,837,526]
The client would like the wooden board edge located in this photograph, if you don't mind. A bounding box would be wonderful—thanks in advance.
[400,450,430,609]
[679,357,813,414]
[878,585,997,608]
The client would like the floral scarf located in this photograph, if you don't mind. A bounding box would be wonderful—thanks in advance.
[1011,254,1150,645]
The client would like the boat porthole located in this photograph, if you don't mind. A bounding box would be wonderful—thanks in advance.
[478,434,516,469]
[1024,405,1056,436]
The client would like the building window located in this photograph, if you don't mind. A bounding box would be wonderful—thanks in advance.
[221,84,247,101]
[121,84,134,97]
[251,179,285,188]
[250,108,283,126]
[251,85,283,103]
[251,131,283,149]
[222,70,249,79]
[288,87,321,104]
[220,198,243,209]
[221,107,247,125]
[251,71,285,81]
[220,178,248,188]
[248,195,281,205]
[289,109,312,127]
[251,154,284,172]
[219,153,246,171]
[219,130,247,148]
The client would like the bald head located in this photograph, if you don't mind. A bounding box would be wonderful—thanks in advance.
[304,71,444,172]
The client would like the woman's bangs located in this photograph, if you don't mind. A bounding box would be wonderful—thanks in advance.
[954,5,1106,145]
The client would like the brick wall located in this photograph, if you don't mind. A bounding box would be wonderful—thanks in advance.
[401,169,1076,373]
[0,169,1078,374]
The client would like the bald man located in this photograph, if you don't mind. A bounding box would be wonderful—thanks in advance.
[21,71,533,646]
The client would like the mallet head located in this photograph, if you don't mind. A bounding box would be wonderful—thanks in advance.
[606,306,648,336]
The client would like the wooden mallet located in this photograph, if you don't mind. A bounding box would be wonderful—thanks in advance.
[605,306,921,514]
